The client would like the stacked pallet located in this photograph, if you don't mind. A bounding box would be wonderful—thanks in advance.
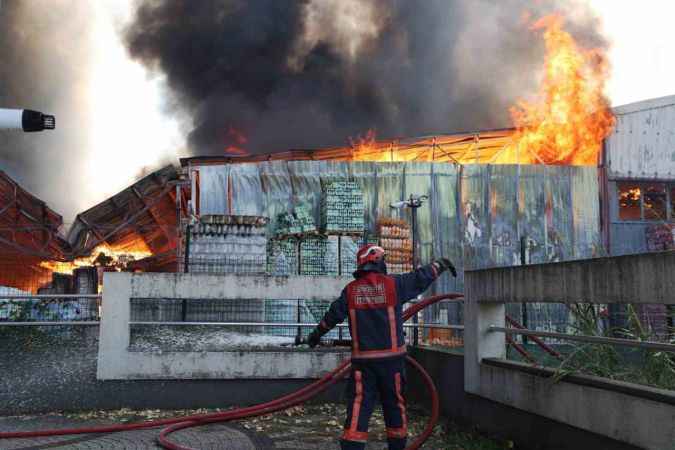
[299,235,339,276]
[275,203,316,236]
[321,181,365,233]
[299,235,327,276]
[294,203,316,234]
[276,211,302,236]
[378,218,413,274]
[267,237,299,276]
[188,216,268,274]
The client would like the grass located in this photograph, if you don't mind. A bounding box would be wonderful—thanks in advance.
[508,303,675,391]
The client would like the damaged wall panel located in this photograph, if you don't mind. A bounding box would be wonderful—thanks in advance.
[488,165,519,267]
[460,165,490,270]
[517,165,547,265]
[186,162,601,296]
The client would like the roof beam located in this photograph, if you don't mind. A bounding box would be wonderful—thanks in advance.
[131,186,173,247]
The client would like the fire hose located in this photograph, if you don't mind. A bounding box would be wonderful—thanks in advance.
[0,293,464,449]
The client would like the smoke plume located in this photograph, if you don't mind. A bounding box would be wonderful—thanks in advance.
[0,0,95,220]
[125,0,607,156]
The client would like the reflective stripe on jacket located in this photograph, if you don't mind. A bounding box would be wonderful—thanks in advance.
[318,264,439,361]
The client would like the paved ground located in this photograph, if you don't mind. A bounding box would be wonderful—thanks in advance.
[0,405,509,449]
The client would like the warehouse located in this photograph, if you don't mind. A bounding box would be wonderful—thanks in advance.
[603,95,675,255]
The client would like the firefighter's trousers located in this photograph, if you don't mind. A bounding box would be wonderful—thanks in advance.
[340,357,407,450]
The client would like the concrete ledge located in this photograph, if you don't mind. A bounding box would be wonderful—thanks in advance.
[467,250,675,304]
[478,358,675,450]
[105,349,350,380]
[98,272,352,380]
[408,347,643,450]
[483,358,675,407]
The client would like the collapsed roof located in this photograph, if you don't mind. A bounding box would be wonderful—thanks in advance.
[0,171,70,291]
[67,165,181,258]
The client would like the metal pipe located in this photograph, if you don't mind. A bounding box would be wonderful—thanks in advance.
[0,108,55,131]
[489,326,675,352]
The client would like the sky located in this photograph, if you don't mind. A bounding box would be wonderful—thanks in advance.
[588,0,675,106]
[84,0,183,203]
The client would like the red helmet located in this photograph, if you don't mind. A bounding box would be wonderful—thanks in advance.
[356,244,385,268]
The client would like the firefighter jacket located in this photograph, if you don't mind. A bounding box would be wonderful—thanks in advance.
[316,264,440,361]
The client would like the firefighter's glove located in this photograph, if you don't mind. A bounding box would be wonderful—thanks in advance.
[433,258,457,277]
[307,328,322,348]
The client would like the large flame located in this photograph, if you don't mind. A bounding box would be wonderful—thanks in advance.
[496,14,615,165]
[350,129,413,162]
[40,242,152,275]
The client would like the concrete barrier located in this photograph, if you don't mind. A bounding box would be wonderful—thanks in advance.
[464,251,675,450]
[98,272,351,380]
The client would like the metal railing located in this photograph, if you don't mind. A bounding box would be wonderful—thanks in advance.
[489,326,675,352]
[129,321,463,330]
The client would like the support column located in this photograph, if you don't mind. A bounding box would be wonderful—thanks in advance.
[464,274,506,394]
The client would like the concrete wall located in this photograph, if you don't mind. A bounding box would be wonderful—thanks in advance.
[407,348,643,450]
[98,272,352,380]
[0,325,344,416]
[464,252,675,450]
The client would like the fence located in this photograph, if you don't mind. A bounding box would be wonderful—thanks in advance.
[0,294,101,324]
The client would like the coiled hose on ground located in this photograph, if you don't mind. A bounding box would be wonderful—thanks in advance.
[0,293,464,450]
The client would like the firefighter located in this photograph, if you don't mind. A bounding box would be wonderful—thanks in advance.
[306,244,457,450]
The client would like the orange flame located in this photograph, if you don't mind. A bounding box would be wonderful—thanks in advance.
[224,126,250,156]
[40,243,152,275]
[350,129,409,162]
[496,14,615,165]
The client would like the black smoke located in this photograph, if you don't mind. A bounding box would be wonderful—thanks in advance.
[125,0,606,156]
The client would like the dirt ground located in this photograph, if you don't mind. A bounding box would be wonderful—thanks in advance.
[0,404,512,449]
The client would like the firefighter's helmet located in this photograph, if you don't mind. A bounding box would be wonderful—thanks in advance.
[356,244,385,268]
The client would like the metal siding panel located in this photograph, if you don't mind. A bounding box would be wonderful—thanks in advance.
[229,163,264,216]
[571,167,601,259]
[374,163,406,227]
[287,161,322,227]
[517,165,547,264]
[487,165,520,267]
[404,162,433,266]
[607,103,675,179]
[198,165,230,215]
[317,161,351,182]
[431,163,462,294]
[610,223,648,255]
[350,162,378,236]
[544,165,574,262]
[259,161,293,232]
[461,165,490,269]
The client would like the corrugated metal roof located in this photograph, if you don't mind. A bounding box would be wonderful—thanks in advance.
[606,94,675,180]
[180,128,516,167]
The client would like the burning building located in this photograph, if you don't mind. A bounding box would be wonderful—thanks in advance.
[0,165,182,296]
[65,165,182,276]
[0,171,69,293]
